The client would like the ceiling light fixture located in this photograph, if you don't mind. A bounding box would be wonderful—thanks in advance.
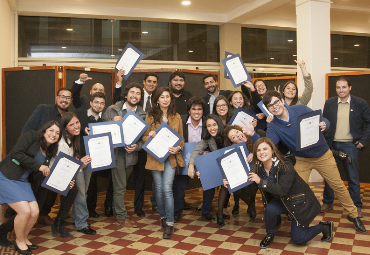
[354,44,360,47]
[66,28,73,31]
[293,55,297,56]
[182,1,191,5]
[61,46,66,49]
[111,54,115,57]
[334,57,338,60]
[142,31,148,34]
[189,50,193,53]
[118,49,123,51]
[270,57,274,60]
[288,39,293,42]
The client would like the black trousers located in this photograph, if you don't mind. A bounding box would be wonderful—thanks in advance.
[86,169,113,211]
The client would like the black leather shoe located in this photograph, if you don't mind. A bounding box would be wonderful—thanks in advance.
[347,215,367,233]
[89,210,99,218]
[183,201,191,210]
[26,243,38,250]
[216,214,224,226]
[248,210,257,219]
[320,221,333,242]
[202,213,215,222]
[14,241,32,255]
[223,214,230,220]
[174,213,181,223]
[232,205,239,216]
[163,225,174,239]
[134,209,145,218]
[77,226,96,235]
[260,233,274,249]
[152,205,158,213]
[276,215,282,227]
[104,207,113,217]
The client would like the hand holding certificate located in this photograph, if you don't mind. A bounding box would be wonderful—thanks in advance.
[228,107,256,126]
[41,152,83,196]
[89,121,124,147]
[257,100,272,116]
[221,53,251,88]
[143,122,183,164]
[84,133,116,172]
[296,109,326,151]
[115,43,144,80]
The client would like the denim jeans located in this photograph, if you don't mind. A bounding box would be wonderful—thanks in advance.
[265,198,322,244]
[151,160,176,225]
[323,142,362,208]
[71,168,91,230]
[201,188,215,214]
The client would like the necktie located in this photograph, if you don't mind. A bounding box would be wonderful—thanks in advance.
[145,95,152,113]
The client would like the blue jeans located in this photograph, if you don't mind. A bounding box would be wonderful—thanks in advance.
[265,198,322,245]
[71,168,91,230]
[323,142,362,208]
[151,160,176,225]
[201,188,215,214]
[173,175,189,214]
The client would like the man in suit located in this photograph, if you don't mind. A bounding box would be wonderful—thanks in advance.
[202,73,232,117]
[169,71,193,115]
[321,77,370,218]
[173,97,206,222]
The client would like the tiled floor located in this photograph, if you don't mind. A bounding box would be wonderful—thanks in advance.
[1,182,370,255]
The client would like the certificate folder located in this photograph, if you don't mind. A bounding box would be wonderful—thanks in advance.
[115,43,144,80]
[216,147,253,194]
[180,142,199,175]
[194,143,250,191]
[84,133,116,172]
[41,152,82,196]
[121,110,149,147]
[221,53,251,88]
[296,109,326,151]
[89,121,124,147]
[142,122,184,164]
[257,100,272,117]
[228,107,256,126]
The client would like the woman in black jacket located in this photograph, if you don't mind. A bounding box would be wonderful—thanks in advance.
[0,121,61,254]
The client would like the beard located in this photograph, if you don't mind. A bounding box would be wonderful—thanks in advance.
[207,85,217,94]
[171,85,184,95]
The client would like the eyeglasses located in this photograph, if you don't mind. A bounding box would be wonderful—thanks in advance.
[255,84,266,88]
[58,95,72,100]
[216,104,228,108]
[267,99,281,109]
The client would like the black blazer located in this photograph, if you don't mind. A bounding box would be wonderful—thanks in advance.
[323,96,370,147]
[202,90,233,117]
[0,131,51,180]
[181,115,207,143]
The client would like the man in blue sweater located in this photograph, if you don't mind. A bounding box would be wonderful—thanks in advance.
[243,90,366,233]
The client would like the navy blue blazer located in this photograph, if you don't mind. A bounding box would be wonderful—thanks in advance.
[323,95,370,147]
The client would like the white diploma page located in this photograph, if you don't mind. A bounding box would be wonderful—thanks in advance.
[225,57,249,85]
[46,157,80,191]
[122,115,146,145]
[116,48,140,74]
[92,124,122,145]
[221,151,249,189]
[225,146,251,172]
[300,115,320,149]
[231,111,255,126]
[88,136,113,169]
[146,127,179,159]
[261,104,272,116]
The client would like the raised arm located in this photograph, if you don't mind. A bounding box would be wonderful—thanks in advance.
[295,60,313,105]
[71,73,92,109]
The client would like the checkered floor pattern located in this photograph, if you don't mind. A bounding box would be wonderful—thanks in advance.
[1,182,370,255]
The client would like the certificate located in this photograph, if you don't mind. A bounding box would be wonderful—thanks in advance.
[143,122,183,164]
[228,107,256,126]
[89,121,124,147]
[217,148,253,193]
[115,43,144,80]
[179,142,199,175]
[41,152,82,196]
[257,100,272,116]
[84,133,116,172]
[224,51,233,79]
[296,110,325,151]
[121,110,149,146]
[221,53,251,88]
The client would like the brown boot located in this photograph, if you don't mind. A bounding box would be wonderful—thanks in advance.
[37,215,54,225]
[163,225,174,239]
[116,218,137,228]
[320,204,333,213]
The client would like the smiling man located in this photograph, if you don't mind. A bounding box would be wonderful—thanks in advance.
[168,71,193,115]
[202,73,232,116]
[321,77,370,217]
[243,90,367,234]
[103,82,146,228]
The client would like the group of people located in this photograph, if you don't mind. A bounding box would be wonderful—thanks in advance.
[0,59,369,253]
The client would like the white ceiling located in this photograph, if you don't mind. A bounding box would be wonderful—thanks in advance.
[13,0,370,35]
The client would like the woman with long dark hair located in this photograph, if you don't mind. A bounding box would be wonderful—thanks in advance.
[142,87,185,239]
[0,121,61,254]
[50,112,93,238]
[213,95,232,126]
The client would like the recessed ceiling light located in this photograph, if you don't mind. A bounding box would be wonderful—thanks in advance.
[61,46,66,49]
[334,57,338,60]
[118,49,123,51]
[182,1,191,5]
[288,39,293,42]
[270,57,274,60]
[142,31,148,34]
[66,28,73,31]
[188,50,193,53]
[293,55,297,56]
[354,44,360,47]
[111,55,115,57]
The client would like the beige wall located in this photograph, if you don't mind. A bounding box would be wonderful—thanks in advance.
[0,0,12,158]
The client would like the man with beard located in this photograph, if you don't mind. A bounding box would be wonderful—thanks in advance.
[0,88,74,247]
[103,82,146,228]
[168,71,193,115]
[202,73,232,117]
